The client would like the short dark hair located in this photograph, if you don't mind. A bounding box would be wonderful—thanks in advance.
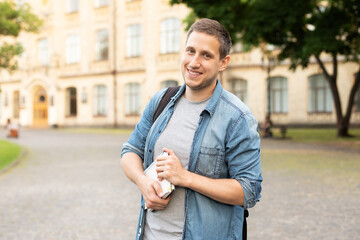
[187,18,232,59]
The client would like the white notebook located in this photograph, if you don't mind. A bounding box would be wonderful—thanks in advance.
[144,152,175,209]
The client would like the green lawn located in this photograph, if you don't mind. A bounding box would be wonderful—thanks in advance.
[0,140,22,171]
[269,128,360,148]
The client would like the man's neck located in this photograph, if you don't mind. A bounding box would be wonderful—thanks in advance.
[183,85,216,102]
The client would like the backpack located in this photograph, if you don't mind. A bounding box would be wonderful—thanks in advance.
[153,86,249,240]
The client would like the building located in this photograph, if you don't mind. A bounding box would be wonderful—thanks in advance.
[0,0,359,128]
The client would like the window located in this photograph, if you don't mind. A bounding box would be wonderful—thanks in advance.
[126,24,142,57]
[161,80,178,89]
[95,29,109,61]
[269,77,288,113]
[308,74,332,113]
[229,79,248,104]
[354,84,360,112]
[94,85,107,116]
[125,83,141,115]
[66,34,80,64]
[67,0,79,13]
[13,91,20,118]
[160,18,180,54]
[95,0,109,7]
[38,38,49,66]
[65,87,77,116]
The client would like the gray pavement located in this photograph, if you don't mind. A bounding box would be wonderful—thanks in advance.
[0,129,359,240]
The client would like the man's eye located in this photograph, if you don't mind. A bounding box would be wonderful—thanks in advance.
[204,54,211,58]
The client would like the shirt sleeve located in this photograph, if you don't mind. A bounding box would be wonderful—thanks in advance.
[225,112,262,209]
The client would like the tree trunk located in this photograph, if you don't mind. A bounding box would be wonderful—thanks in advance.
[337,120,349,137]
[314,55,360,137]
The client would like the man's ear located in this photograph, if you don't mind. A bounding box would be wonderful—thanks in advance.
[219,55,230,72]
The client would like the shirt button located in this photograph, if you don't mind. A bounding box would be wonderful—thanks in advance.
[158,130,161,133]
[149,149,152,153]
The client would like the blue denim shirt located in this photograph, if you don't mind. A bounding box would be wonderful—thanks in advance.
[121,80,262,240]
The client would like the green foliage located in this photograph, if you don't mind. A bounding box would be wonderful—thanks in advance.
[0,42,23,71]
[171,0,360,68]
[0,1,42,71]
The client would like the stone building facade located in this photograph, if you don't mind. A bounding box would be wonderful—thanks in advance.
[0,0,359,128]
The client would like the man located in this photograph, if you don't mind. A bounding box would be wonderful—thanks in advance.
[121,18,262,240]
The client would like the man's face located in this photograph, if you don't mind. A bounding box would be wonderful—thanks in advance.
[181,31,229,92]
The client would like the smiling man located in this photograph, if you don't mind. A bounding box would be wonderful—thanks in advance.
[121,18,262,240]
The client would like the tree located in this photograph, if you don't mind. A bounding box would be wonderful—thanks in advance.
[0,1,42,72]
[171,0,360,137]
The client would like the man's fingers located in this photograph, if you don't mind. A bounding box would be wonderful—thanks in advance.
[152,180,164,198]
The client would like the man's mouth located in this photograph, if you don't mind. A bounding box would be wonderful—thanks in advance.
[187,68,202,78]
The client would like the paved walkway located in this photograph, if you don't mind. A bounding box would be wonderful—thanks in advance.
[0,129,359,240]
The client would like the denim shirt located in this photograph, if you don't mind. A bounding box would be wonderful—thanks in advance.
[121,80,262,240]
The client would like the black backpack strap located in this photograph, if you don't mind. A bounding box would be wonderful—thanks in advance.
[153,86,181,122]
[243,209,249,240]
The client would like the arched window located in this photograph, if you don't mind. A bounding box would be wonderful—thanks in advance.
[160,18,180,54]
[268,76,288,113]
[66,87,77,116]
[229,79,248,104]
[161,80,178,89]
[94,85,107,116]
[125,83,141,115]
[308,74,332,113]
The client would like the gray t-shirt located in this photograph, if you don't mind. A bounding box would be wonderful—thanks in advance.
[144,95,209,240]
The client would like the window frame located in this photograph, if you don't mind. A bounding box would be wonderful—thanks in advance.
[95,29,109,61]
[126,24,142,57]
[229,79,248,105]
[94,0,109,8]
[125,83,141,115]
[66,34,81,64]
[67,0,79,13]
[160,18,180,54]
[308,74,333,113]
[93,85,108,117]
[161,80,178,89]
[37,38,50,66]
[268,76,288,113]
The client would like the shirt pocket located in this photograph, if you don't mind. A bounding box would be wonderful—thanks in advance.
[195,147,225,178]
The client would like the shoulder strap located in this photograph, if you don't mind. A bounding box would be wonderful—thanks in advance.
[153,86,181,122]
[243,209,249,240]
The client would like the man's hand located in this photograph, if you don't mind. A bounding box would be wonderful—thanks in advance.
[156,148,190,187]
[138,175,171,210]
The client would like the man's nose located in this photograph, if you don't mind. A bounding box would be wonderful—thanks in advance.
[189,55,201,68]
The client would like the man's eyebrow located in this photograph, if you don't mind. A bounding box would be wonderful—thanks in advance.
[201,50,214,57]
